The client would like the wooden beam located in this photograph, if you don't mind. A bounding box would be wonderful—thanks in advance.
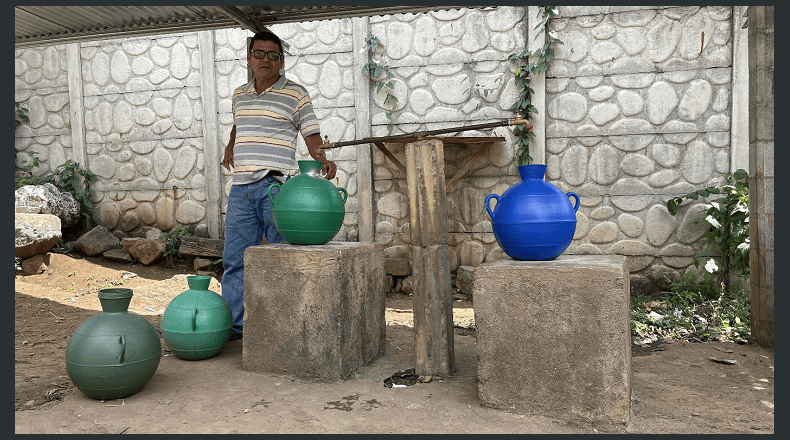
[445,142,494,194]
[373,141,406,173]
[179,236,224,258]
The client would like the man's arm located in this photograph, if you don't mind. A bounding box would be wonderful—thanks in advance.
[305,133,337,180]
[222,125,236,171]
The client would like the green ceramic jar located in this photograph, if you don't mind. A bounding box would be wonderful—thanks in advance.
[160,276,233,360]
[65,288,161,400]
[268,160,348,245]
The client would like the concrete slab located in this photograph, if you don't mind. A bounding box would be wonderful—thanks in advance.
[473,255,631,426]
[242,241,385,381]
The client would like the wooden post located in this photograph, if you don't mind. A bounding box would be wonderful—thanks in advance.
[405,139,455,377]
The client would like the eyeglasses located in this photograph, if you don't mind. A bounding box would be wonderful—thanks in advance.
[250,50,282,61]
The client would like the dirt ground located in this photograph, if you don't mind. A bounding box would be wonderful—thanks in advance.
[14,252,774,434]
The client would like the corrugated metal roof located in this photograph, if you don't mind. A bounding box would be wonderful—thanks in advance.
[15,6,469,49]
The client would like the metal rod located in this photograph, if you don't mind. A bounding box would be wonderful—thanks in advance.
[320,115,531,150]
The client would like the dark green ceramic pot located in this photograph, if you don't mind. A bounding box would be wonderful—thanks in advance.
[268,160,348,245]
[160,276,232,360]
[65,288,161,400]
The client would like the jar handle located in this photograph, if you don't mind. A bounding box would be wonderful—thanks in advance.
[267,183,282,206]
[192,307,198,333]
[338,187,348,204]
[566,192,580,213]
[485,194,500,220]
[118,335,126,364]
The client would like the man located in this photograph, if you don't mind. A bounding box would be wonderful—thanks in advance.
[221,31,337,340]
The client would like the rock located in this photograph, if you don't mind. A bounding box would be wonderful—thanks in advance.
[456,265,475,299]
[20,253,51,275]
[194,258,215,271]
[15,206,42,214]
[385,257,412,276]
[401,275,413,295]
[14,183,81,228]
[74,225,121,256]
[121,237,165,265]
[195,270,218,279]
[103,248,134,263]
[131,226,163,240]
[194,223,210,238]
[15,213,62,260]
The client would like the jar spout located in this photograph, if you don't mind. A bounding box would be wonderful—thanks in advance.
[187,275,212,291]
[298,160,324,178]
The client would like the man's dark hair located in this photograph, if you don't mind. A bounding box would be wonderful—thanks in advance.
[248,31,283,54]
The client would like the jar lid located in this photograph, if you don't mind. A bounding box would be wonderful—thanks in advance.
[98,288,134,300]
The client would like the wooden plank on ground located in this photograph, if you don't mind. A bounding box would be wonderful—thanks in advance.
[179,236,224,258]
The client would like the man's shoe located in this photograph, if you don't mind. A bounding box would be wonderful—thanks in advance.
[229,332,243,341]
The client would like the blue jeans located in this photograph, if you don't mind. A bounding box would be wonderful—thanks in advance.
[222,176,286,335]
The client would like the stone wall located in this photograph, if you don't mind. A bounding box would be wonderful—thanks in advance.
[14,6,748,295]
[545,6,741,293]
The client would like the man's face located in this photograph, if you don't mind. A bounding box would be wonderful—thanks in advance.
[247,39,284,85]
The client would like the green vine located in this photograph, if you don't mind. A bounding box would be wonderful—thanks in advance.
[362,33,399,133]
[508,6,563,165]
[15,101,29,128]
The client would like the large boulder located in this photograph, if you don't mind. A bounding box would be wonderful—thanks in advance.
[15,183,81,228]
[15,213,62,259]
[121,237,166,265]
[74,225,121,256]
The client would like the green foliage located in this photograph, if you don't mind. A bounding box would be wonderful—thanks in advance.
[666,169,749,291]
[630,286,751,344]
[15,158,98,225]
[15,101,29,127]
[508,6,563,165]
[161,225,194,259]
[362,33,399,133]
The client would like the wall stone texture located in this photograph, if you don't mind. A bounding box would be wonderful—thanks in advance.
[14,7,748,296]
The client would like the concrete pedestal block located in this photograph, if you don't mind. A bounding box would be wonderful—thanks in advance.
[242,242,385,381]
[473,255,631,425]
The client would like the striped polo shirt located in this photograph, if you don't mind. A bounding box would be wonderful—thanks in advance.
[231,76,321,185]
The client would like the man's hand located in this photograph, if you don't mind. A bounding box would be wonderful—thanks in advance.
[222,125,236,171]
[305,134,337,180]
[222,148,234,171]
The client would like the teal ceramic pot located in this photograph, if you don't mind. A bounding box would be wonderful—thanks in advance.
[65,288,161,400]
[267,160,348,245]
[160,276,232,360]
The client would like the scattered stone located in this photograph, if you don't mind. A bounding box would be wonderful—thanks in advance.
[400,275,413,295]
[111,230,128,241]
[103,248,135,263]
[21,253,51,275]
[15,213,62,260]
[385,258,411,276]
[121,237,165,265]
[194,258,215,271]
[709,357,737,365]
[74,225,121,256]
[195,270,218,279]
[456,265,475,299]
[194,223,210,238]
[15,183,81,228]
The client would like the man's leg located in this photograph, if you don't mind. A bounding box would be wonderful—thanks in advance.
[251,175,287,245]
[222,181,265,336]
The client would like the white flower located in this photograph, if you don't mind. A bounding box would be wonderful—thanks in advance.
[737,238,750,252]
[673,309,683,318]
[705,215,721,228]
[710,201,721,211]
[548,30,558,40]
[550,7,559,15]
[704,258,719,273]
